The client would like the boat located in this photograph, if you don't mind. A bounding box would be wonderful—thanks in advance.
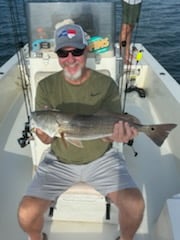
[0,1,180,240]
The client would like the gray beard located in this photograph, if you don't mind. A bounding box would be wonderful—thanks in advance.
[64,68,82,81]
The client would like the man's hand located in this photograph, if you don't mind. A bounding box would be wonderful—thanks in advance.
[35,128,54,144]
[103,121,138,143]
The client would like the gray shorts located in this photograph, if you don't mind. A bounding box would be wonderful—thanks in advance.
[25,148,137,201]
[122,1,142,24]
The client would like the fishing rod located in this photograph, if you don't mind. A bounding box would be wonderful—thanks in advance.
[119,0,146,156]
[8,0,33,147]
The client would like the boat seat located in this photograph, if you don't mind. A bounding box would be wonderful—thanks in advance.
[65,182,103,196]
[32,66,114,222]
[47,181,118,223]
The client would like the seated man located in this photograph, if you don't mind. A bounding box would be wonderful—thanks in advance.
[18,23,144,240]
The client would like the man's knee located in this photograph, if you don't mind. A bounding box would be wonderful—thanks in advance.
[119,188,145,217]
[130,189,144,215]
[17,196,51,229]
[18,197,32,229]
[108,188,145,215]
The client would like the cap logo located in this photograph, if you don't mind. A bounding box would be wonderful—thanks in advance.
[58,29,77,39]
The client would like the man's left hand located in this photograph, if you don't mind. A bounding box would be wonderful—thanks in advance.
[103,121,138,143]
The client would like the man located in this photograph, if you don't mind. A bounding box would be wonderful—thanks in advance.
[18,23,144,240]
[120,0,142,63]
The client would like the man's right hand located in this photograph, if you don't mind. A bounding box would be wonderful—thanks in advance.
[35,128,54,144]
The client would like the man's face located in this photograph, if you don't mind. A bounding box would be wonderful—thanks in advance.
[57,47,87,82]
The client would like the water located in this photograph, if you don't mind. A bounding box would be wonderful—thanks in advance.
[0,0,180,83]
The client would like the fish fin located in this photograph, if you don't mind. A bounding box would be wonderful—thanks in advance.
[143,123,177,146]
[66,139,84,148]
[60,132,68,148]
[59,131,84,148]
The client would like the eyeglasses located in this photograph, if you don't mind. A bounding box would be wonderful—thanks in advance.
[56,48,85,58]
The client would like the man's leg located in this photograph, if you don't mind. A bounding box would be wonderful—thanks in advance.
[17,152,82,240]
[18,196,51,240]
[108,188,144,240]
[119,23,134,63]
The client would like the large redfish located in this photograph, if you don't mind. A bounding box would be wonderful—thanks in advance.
[31,110,177,148]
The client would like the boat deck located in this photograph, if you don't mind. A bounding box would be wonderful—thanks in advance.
[1,42,180,240]
[1,87,179,240]
[1,0,180,238]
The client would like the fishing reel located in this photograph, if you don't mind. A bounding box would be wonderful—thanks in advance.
[125,85,146,98]
[17,120,33,148]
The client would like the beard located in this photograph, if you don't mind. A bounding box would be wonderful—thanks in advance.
[64,68,82,81]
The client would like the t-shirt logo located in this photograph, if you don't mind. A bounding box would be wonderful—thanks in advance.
[58,29,76,39]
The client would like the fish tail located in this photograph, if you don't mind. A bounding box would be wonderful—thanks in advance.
[142,124,177,146]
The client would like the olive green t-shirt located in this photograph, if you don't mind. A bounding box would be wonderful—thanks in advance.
[35,69,121,164]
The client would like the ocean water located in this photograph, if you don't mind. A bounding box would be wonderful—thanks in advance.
[0,0,180,83]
